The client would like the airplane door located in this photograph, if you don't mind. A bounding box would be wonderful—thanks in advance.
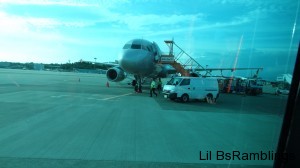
[152,42,161,62]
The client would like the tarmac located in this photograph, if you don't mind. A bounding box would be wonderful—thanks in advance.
[0,69,288,168]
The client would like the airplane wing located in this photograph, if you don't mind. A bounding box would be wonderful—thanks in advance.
[194,67,263,78]
[96,62,118,69]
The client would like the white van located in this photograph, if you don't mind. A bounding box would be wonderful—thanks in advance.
[163,77,219,103]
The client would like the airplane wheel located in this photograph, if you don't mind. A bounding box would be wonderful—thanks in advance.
[181,94,189,103]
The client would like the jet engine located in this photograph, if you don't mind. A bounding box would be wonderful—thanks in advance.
[106,67,126,82]
[157,66,168,78]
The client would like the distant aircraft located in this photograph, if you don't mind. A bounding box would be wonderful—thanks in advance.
[106,39,171,91]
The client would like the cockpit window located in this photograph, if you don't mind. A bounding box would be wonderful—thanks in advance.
[131,44,141,49]
[123,44,144,50]
[147,45,153,52]
[123,44,131,49]
[141,45,148,51]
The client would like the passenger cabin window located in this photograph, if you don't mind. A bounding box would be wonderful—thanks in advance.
[180,79,190,86]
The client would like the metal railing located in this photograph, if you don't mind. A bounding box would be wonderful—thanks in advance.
[163,40,206,73]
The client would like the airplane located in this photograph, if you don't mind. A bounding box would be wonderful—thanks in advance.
[106,39,174,92]
[105,38,263,92]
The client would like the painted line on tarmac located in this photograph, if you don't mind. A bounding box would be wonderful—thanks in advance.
[50,95,70,98]
[6,74,20,87]
[101,93,132,100]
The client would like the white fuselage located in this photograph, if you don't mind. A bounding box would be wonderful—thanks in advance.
[119,39,161,76]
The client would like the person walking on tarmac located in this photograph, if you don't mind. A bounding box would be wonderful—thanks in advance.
[131,79,138,93]
[150,78,158,97]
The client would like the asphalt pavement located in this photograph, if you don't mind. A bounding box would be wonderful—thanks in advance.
[0,69,287,168]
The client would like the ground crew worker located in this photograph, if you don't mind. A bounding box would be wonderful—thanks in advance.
[206,96,216,104]
[132,79,138,93]
[157,78,162,94]
[150,78,157,97]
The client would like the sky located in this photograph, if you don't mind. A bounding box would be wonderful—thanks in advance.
[0,0,299,80]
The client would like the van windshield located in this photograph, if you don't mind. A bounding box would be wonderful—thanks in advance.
[167,78,182,85]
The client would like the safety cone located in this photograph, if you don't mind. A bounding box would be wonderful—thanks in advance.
[106,81,110,87]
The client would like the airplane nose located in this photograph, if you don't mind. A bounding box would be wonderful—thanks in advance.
[119,50,137,72]
[119,49,151,74]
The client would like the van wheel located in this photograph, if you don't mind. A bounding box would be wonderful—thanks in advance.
[206,94,213,103]
[181,94,189,103]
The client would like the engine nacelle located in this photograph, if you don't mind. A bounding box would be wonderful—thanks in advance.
[106,67,126,82]
[157,66,168,78]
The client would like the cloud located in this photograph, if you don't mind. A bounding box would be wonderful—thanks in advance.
[0,0,98,7]
[0,10,98,35]
[0,0,133,9]
[0,0,263,35]
[143,14,251,37]
[114,13,203,31]
[0,11,84,53]
[0,0,297,68]
[210,0,293,6]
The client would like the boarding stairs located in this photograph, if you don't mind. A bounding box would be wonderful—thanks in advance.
[159,40,206,76]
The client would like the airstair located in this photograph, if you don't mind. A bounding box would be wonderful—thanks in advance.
[159,39,205,76]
